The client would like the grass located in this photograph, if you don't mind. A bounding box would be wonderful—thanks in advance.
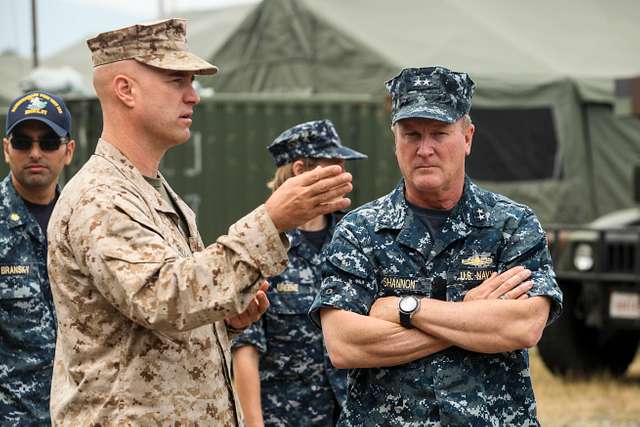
[532,347,640,426]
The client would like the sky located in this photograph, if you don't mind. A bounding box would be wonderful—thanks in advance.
[0,0,257,59]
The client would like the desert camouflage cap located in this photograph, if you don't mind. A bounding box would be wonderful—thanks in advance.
[267,119,367,167]
[87,18,217,75]
[385,66,475,124]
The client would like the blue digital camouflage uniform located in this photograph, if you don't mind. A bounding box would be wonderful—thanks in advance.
[309,66,562,426]
[309,178,563,426]
[231,119,364,426]
[0,175,57,426]
[232,214,348,426]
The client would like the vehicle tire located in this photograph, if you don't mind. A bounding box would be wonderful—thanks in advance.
[537,282,639,377]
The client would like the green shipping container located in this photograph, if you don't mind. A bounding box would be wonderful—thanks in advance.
[0,95,400,244]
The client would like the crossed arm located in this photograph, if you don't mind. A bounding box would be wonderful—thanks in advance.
[320,266,551,369]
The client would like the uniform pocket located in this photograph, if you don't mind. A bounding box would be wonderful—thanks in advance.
[0,276,52,347]
[268,291,315,315]
[0,273,41,299]
[446,267,496,301]
[261,292,322,381]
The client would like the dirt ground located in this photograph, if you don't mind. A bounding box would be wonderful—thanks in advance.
[532,347,640,426]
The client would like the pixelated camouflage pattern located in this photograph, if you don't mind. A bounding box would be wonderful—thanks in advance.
[267,119,367,167]
[310,177,563,426]
[87,18,217,74]
[385,66,475,125]
[232,214,347,426]
[0,175,57,425]
[47,139,288,426]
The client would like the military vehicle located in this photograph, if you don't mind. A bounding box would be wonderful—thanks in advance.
[538,169,640,376]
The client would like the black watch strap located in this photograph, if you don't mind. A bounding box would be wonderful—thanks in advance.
[400,310,414,328]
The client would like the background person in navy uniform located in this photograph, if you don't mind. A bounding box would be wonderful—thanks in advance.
[232,120,366,427]
[310,67,563,426]
[0,91,75,425]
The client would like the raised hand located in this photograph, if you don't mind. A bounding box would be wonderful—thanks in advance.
[265,165,352,231]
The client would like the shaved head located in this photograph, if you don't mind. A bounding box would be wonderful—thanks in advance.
[93,60,140,108]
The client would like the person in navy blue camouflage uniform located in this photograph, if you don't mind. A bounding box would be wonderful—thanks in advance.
[232,120,366,427]
[0,91,75,426]
[310,67,563,426]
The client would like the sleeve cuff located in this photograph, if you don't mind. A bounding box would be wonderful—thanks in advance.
[225,204,289,278]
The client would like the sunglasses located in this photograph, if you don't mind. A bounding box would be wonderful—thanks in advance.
[9,134,69,152]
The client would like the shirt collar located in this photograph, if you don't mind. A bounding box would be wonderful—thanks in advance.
[0,175,47,241]
[374,176,496,233]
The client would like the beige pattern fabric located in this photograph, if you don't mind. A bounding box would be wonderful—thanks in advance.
[47,139,287,426]
[87,18,218,75]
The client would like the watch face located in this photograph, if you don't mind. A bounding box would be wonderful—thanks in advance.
[399,296,418,313]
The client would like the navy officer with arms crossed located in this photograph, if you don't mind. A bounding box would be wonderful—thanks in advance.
[310,66,562,426]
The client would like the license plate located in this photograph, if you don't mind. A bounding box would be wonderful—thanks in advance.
[609,291,640,319]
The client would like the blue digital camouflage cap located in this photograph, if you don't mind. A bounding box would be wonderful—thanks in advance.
[267,119,367,167]
[5,90,72,137]
[385,66,475,125]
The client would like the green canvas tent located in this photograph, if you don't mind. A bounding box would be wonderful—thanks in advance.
[0,51,30,105]
[208,0,640,224]
[38,4,258,96]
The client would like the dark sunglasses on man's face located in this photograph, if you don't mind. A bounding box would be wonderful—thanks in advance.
[9,134,69,152]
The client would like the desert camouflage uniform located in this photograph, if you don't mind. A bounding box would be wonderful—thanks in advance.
[47,140,288,426]
[0,175,57,426]
[310,178,563,426]
[232,214,348,426]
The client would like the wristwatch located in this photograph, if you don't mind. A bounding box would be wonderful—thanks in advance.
[398,296,421,328]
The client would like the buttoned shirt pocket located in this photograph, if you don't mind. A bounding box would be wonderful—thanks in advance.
[265,288,316,342]
[262,290,320,381]
[0,275,51,346]
[446,268,496,301]
[268,290,315,316]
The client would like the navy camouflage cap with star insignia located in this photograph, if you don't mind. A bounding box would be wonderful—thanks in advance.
[267,119,367,167]
[385,66,475,125]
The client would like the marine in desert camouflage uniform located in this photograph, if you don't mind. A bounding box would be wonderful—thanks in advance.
[310,66,563,426]
[47,19,352,426]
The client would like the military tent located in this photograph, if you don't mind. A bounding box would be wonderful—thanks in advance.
[0,51,30,105]
[38,4,258,96]
[207,0,640,224]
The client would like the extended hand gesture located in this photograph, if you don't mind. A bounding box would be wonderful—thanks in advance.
[265,165,352,231]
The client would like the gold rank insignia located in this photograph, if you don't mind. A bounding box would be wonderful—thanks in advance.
[276,282,299,293]
[9,213,20,222]
[461,253,493,268]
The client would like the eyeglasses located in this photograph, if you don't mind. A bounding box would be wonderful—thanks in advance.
[8,134,69,152]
